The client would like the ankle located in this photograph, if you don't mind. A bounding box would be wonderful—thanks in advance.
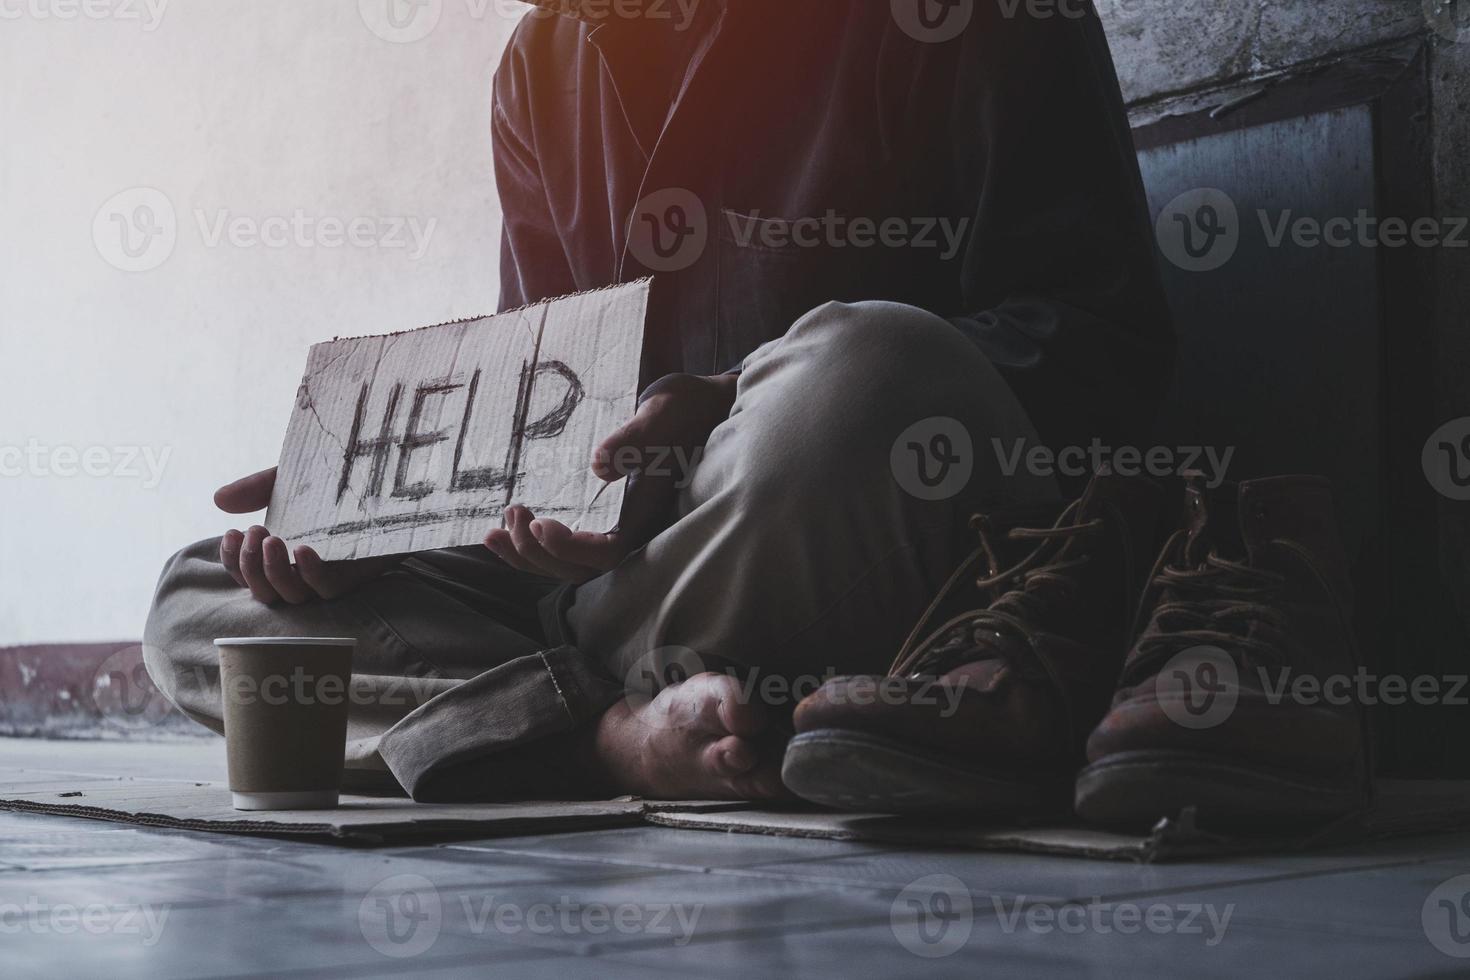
[588,698,649,795]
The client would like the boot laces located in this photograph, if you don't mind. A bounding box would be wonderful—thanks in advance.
[1127,538,1290,679]
[891,500,1104,679]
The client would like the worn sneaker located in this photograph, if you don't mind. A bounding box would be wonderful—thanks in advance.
[782,473,1166,815]
[1075,475,1372,831]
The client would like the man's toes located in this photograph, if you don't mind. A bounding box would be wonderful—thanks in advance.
[719,693,769,739]
[692,674,767,739]
[730,762,789,801]
[705,735,758,778]
[672,672,756,737]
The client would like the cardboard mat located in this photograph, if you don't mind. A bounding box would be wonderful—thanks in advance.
[646,781,1470,863]
[0,773,740,846]
[5,767,1469,860]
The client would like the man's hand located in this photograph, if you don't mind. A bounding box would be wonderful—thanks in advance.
[215,466,402,605]
[484,372,739,583]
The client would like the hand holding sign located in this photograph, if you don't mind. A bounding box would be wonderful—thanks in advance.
[214,468,406,605]
[484,371,739,582]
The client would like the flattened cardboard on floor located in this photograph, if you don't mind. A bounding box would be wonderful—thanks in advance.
[4,771,1470,857]
[643,782,1470,863]
[0,759,746,845]
[0,779,651,844]
[266,280,649,561]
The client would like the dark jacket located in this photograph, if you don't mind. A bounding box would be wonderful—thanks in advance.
[494,0,1174,451]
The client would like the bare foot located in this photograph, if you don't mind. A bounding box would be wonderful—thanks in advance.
[591,672,786,800]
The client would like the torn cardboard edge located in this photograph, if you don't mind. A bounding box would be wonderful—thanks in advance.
[3,777,1467,859]
[321,277,655,347]
[0,795,646,845]
[0,775,747,846]
[645,781,1470,863]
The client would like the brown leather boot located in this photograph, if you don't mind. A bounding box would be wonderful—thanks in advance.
[782,473,1167,815]
[1074,475,1372,831]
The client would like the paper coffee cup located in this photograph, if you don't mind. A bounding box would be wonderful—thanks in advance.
[214,637,356,811]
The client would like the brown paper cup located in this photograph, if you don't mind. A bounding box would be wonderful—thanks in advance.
[214,637,356,811]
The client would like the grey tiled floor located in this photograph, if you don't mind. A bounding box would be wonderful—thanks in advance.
[1,739,1468,978]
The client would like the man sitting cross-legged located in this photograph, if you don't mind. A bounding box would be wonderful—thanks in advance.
[143,0,1171,802]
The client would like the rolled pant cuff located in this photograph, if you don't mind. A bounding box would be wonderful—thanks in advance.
[376,644,623,802]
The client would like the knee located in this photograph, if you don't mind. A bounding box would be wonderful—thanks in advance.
[142,537,229,716]
[765,300,995,443]
[142,538,223,663]
[728,300,1042,501]
[728,307,945,484]
[784,300,982,393]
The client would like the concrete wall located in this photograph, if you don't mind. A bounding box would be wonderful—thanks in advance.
[1430,32,1470,633]
[1100,0,1470,622]
[1101,0,1428,103]
[0,2,524,643]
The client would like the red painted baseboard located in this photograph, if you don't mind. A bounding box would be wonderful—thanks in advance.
[0,643,205,739]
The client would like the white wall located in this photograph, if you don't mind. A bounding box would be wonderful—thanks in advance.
[0,0,524,643]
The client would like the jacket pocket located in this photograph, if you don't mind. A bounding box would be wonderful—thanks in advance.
[715,209,852,371]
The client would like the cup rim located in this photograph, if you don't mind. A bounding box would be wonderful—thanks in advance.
[213,637,357,647]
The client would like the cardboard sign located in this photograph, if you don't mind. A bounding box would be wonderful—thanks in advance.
[265,280,649,561]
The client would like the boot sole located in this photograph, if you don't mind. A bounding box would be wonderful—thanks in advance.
[781,729,1070,816]
[1075,750,1369,832]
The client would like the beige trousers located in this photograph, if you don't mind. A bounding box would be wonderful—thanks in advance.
[143,301,1051,799]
